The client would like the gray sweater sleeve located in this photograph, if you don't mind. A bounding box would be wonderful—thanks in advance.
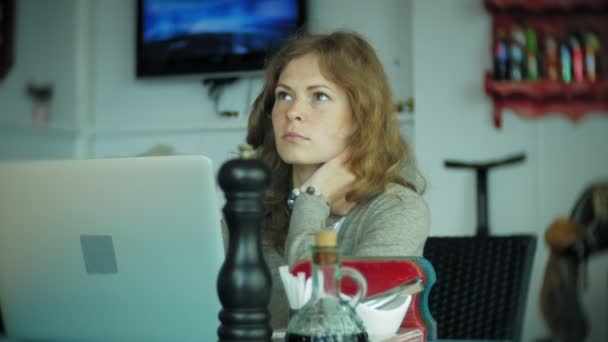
[347,185,430,257]
[285,184,430,267]
[284,193,331,267]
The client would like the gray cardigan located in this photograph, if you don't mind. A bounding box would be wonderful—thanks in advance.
[263,183,430,329]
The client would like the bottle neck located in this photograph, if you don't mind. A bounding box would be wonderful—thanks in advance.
[311,246,340,299]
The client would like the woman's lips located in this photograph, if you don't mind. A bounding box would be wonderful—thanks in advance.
[283,132,308,142]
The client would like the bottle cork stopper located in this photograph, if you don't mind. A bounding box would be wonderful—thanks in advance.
[315,230,337,247]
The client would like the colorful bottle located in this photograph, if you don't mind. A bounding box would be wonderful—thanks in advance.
[544,33,559,81]
[569,34,585,82]
[525,27,539,80]
[509,25,526,81]
[493,29,509,81]
[584,31,601,82]
[561,43,572,83]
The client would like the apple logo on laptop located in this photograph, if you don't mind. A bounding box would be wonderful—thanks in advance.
[80,235,118,274]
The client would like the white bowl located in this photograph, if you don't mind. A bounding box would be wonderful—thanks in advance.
[356,295,412,341]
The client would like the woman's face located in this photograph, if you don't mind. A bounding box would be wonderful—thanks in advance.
[271,53,354,166]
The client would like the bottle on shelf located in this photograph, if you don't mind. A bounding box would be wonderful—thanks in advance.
[543,30,559,81]
[285,230,369,342]
[569,32,585,83]
[584,30,601,82]
[561,42,573,83]
[525,26,540,81]
[509,25,526,81]
[493,28,509,81]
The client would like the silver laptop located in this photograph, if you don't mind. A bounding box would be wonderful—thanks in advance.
[0,156,225,341]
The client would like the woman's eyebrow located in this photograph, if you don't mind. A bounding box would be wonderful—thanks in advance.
[275,83,292,90]
[307,85,333,92]
[275,83,335,93]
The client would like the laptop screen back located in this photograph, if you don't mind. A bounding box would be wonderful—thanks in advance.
[0,156,225,341]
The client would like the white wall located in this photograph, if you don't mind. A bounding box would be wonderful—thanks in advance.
[0,0,77,126]
[412,1,608,341]
[0,0,78,160]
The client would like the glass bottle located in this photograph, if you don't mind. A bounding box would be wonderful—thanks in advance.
[493,28,509,81]
[285,230,369,342]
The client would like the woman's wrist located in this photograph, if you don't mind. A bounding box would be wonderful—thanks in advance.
[287,185,328,209]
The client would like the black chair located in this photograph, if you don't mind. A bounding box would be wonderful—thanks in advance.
[424,235,536,341]
[423,154,537,341]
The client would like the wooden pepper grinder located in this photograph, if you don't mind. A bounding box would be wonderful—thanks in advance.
[217,144,272,341]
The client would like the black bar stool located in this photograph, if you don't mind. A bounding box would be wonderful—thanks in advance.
[424,153,536,341]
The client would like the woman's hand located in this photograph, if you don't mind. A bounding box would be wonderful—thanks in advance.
[302,150,357,216]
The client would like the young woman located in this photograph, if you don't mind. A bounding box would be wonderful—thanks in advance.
[246,30,429,329]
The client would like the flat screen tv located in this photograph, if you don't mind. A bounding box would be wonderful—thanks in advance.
[136,0,307,78]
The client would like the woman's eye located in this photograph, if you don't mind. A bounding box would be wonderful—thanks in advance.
[314,92,330,102]
[276,91,293,101]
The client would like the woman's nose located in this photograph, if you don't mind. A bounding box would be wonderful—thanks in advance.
[286,100,305,121]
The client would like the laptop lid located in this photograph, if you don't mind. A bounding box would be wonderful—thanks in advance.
[0,155,225,341]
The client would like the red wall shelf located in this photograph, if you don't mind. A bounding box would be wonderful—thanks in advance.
[485,73,608,127]
[484,0,608,128]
